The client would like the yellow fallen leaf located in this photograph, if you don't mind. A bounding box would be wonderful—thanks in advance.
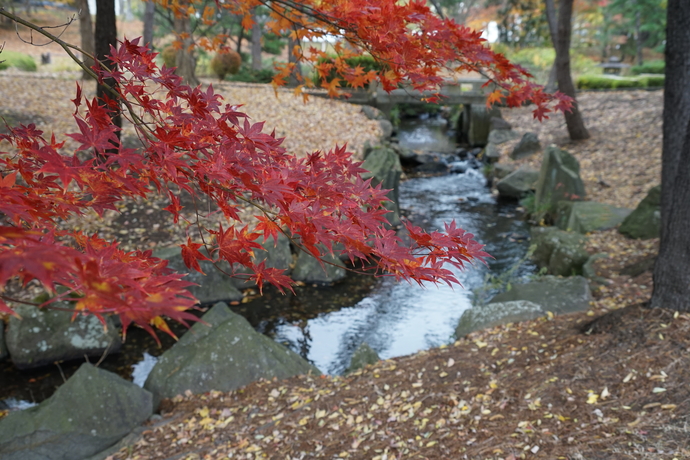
[474,340,488,348]
[198,407,210,418]
[623,372,634,383]
[586,393,599,404]
[652,387,667,393]
[298,417,310,426]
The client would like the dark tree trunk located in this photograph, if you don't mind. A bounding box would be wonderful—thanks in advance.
[236,20,244,55]
[545,0,590,140]
[143,0,155,49]
[95,0,121,133]
[173,11,199,86]
[650,0,690,311]
[428,0,445,19]
[77,0,95,80]
[251,9,262,71]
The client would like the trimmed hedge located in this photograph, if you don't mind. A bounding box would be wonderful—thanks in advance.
[630,60,665,75]
[0,51,37,72]
[227,66,276,83]
[576,74,665,90]
[312,54,386,88]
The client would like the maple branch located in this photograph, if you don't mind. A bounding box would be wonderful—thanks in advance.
[0,8,96,78]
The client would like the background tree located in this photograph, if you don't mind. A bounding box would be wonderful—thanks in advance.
[605,0,666,65]
[94,0,121,133]
[77,0,95,80]
[545,0,590,140]
[650,0,690,311]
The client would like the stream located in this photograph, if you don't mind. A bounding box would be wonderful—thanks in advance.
[0,113,535,408]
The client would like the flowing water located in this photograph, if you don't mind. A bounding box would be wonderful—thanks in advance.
[0,113,535,408]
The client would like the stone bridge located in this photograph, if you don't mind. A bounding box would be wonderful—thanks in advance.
[306,78,501,146]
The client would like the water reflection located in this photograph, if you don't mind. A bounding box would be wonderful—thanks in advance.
[270,123,534,375]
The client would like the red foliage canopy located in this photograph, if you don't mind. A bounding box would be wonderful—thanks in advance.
[0,1,570,339]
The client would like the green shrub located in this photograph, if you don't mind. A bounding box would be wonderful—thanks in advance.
[311,54,386,87]
[227,65,276,83]
[262,33,285,55]
[630,60,665,75]
[638,74,665,87]
[576,74,646,90]
[0,50,37,72]
[210,50,242,80]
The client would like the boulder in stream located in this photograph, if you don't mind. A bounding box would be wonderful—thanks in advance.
[155,246,244,304]
[0,363,152,460]
[488,129,519,145]
[510,132,541,160]
[555,201,631,234]
[534,146,586,216]
[361,146,402,226]
[292,249,346,284]
[530,226,589,276]
[345,342,380,374]
[496,167,539,199]
[455,300,545,338]
[489,276,592,315]
[5,304,121,370]
[144,303,320,409]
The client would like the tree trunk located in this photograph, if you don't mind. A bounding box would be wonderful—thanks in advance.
[287,32,302,87]
[650,0,690,311]
[77,0,95,80]
[251,8,262,71]
[236,18,245,55]
[635,9,644,66]
[174,11,199,86]
[95,0,121,134]
[143,0,155,49]
[546,0,589,140]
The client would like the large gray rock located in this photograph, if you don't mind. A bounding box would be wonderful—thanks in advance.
[483,143,501,163]
[6,304,121,370]
[455,301,545,338]
[583,253,609,286]
[530,226,590,276]
[361,146,402,226]
[378,119,394,140]
[0,363,152,460]
[534,146,586,216]
[489,276,592,315]
[488,129,520,145]
[144,303,319,409]
[510,132,541,160]
[493,163,516,180]
[490,117,512,131]
[345,342,380,374]
[292,249,346,284]
[555,201,631,234]
[619,185,661,239]
[496,167,539,199]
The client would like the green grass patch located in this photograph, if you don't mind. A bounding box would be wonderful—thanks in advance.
[0,50,37,72]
